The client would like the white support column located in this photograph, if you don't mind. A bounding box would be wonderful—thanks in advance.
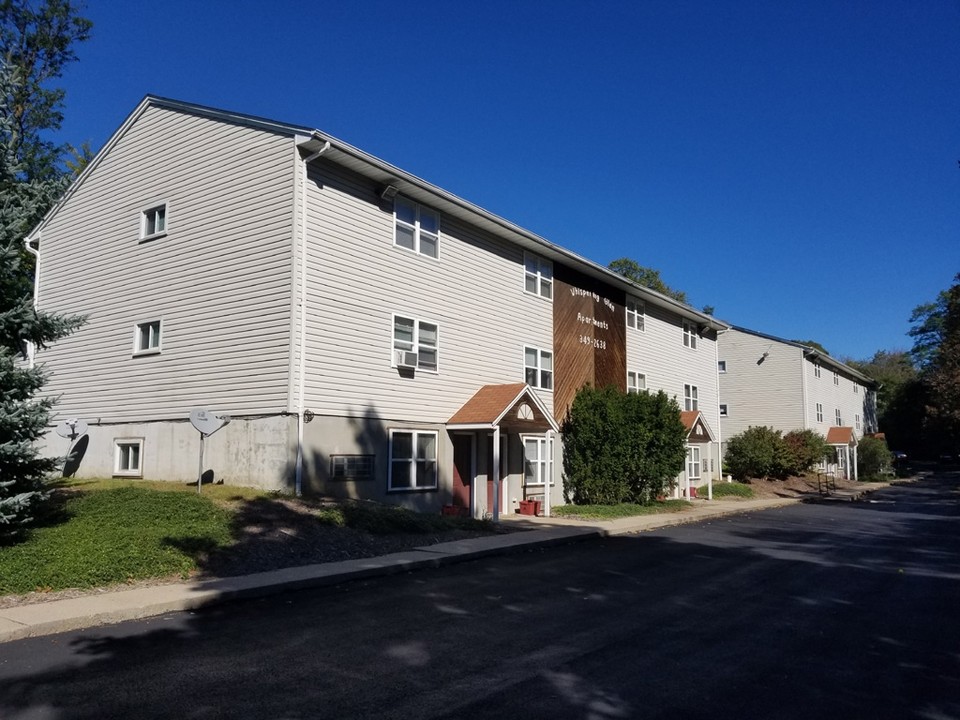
[708,442,714,500]
[492,426,501,523]
[544,430,553,518]
[852,444,859,481]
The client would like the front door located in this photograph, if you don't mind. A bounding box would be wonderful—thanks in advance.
[452,434,472,510]
[686,445,701,487]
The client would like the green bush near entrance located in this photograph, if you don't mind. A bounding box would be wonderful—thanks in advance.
[562,385,687,505]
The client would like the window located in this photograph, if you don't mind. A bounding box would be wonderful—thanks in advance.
[627,370,646,394]
[114,439,143,477]
[524,252,552,300]
[682,320,697,349]
[814,363,821,378]
[393,315,438,371]
[331,455,374,481]
[854,384,859,394]
[134,320,161,354]
[141,204,167,239]
[388,430,437,491]
[626,298,644,331]
[523,436,553,486]
[855,414,861,431]
[684,384,698,411]
[816,403,823,423]
[717,360,727,373]
[835,408,842,425]
[719,404,728,417]
[833,371,839,386]
[524,346,553,390]
[394,197,439,258]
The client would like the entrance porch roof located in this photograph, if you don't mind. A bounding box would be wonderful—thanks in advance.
[447,383,559,433]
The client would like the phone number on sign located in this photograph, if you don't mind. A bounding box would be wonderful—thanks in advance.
[579,335,607,350]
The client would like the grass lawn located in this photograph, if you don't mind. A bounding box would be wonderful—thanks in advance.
[0,480,489,596]
[553,499,690,520]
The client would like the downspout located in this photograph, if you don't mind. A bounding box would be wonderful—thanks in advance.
[23,236,40,369]
[295,140,331,497]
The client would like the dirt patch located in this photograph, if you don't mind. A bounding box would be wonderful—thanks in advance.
[735,474,882,499]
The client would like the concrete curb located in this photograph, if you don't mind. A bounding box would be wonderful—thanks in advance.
[0,488,897,643]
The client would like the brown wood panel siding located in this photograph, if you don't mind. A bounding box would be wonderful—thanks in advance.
[553,265,626,421]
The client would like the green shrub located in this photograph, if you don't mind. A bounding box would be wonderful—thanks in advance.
[562,385,687,505]
[857,436,892,481]
[724,426,791,481]
[783,429,829,475]
[704,482,754,498]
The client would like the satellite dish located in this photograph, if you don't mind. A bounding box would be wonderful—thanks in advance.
[55,418,88,439]
[189,408,230,436]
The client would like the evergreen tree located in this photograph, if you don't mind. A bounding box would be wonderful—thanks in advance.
[0,0,91,538]
[923,274,960,453]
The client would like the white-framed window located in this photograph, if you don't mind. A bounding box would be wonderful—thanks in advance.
[718,360,727,373]
[719,404,728,417]
[134,320,161,355]
[682,320,697,349]
[814,363,821,378]
[684,384,698,411]
[854,384,859,394]
[388,429,437,491]
[855,414,861,431]
[833,371,839,386]
[114,438,143,477]
[524,346,553,390]
[524,252,553,300]
[394,197,439,258]
[835,408,842,425]
[393,314,438,371]
[522,435,553,486]
[816,403,823,423]
[627,370,646,394]
[626,297,645,331]
[141,203,167,240]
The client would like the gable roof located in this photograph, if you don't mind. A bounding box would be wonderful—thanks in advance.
[448,383,558,432]
[27,95,728,331]
[680,410,717,442]
[826,426,857,445]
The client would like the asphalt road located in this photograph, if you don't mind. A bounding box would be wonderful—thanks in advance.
[1,475,958,720]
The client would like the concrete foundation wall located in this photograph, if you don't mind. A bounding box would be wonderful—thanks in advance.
[45,415,298,492]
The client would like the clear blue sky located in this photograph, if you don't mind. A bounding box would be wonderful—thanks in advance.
[53,0,959,360]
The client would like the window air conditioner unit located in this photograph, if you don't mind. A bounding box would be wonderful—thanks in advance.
[396,350,419,369]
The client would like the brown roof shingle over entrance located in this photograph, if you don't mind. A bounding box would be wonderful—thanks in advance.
[447,383,558,432]
[826,426,856,445]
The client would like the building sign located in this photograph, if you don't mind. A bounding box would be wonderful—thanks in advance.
[554,264,626,420]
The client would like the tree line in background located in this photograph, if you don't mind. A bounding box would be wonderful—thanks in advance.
[1,0,89,538]
[847,272,960,460]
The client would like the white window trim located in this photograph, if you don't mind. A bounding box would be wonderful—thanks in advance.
[523,252,553,301]
[391,313,439,373]
[627,370,647,394]
[684,383,699,411]
[719,404,728,417]
[521,434,554,487]
[814,363,821,378]
[717,360,727,373]
[393,197,440,259]
[682,320,698,350]
[626,297,645,332]
[833,371,840,386]
[523,345,554,391]
[140,202,168,241]
[114,438,144,477]
[816,403,823,423]
[387,429,438,492]
[133,319,162,356]
[835,408,842,425]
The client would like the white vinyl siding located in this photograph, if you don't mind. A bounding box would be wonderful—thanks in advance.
[34,105,295,421]
[302,160,553,422]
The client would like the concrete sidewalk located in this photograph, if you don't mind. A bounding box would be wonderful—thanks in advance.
[0,492,864,643]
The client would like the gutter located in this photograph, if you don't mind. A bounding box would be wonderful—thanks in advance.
[294,140,331,497]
